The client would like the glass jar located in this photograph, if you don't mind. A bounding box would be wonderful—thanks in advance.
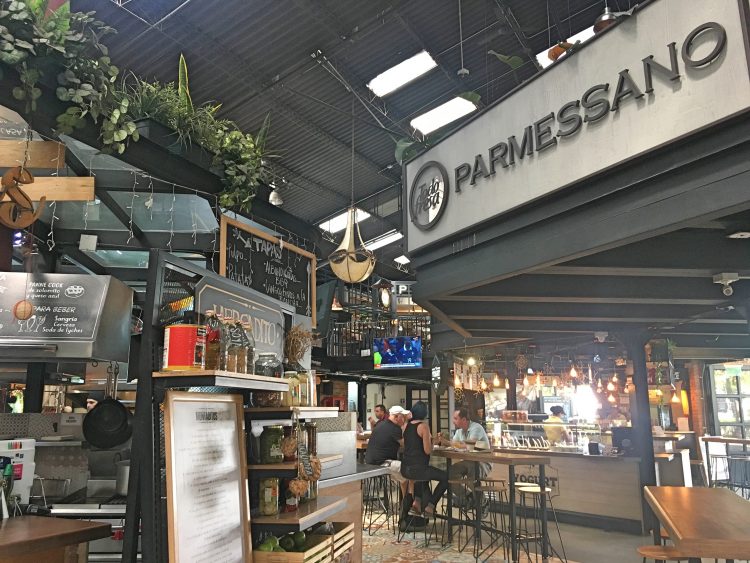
[225,321,245,373]
[304,422,318,456]
[255,353,282,378]
[297,372,309,406]
[282,371,300,406]
[259,477,279,516]
[282,478,299,512]
[281,425,298,462]
[260,425,284,464]
[203,311,222,370]
[216,315,231,371]
[241,323,256,374]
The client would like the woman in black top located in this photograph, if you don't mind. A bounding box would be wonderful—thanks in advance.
[400,401,448,516]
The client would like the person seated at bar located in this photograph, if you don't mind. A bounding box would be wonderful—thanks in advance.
[545,406,571,444]
[436,407,491,506]
[365,405,409,495]
[367,403,387,429]
[400,401,448,517]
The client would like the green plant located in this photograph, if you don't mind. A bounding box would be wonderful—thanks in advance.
[0,0,138,153]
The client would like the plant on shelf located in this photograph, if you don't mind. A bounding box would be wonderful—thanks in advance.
[0,0,138,154]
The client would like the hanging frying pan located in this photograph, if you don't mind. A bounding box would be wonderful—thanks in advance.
[83,362,133,449]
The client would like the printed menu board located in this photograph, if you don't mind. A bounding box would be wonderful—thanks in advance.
[164,391,251,563]
[219,215,316,324]
[0,273,107,339]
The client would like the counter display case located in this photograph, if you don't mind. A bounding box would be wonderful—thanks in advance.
[488,421,602,453]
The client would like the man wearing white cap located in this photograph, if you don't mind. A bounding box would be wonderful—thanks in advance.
[365,405,409,494]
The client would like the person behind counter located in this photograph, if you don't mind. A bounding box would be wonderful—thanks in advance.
[365,405,409,496]
[545,406,571,444]
[400,401,448,519]
[368,404,387,429]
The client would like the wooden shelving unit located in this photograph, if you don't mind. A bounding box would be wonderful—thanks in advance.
[152,370,288,392]
[251,496,346,530]
[248,454,343,472]
[244,406,341,419]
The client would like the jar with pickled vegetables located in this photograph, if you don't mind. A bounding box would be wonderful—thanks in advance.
[260,425,284,464]
[259,477,279,516]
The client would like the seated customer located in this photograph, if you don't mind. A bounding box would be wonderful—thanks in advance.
[365,405,409,494]
[400,401,448,517]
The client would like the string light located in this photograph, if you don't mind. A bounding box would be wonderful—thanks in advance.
[570,366,578,378]
[607,393,616,403]
[612,373,618,383]
[607,380,615,392]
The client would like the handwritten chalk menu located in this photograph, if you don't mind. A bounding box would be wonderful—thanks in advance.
[0,273,107,339]
[220,215,316,325]
[164,391,251,563]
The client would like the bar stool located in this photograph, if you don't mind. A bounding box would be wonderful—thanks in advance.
[475,479,509,560]
[447,478,477,553]
[397,480,442,547]
[362,473,396,535]
[517,485,567,563]
[636,545,695,562]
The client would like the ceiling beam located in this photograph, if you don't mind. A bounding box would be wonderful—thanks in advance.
[539,266,724,278]
[438,295,727,306]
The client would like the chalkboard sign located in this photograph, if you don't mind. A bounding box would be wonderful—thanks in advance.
[0,273,107,340]
[219,216,316,325]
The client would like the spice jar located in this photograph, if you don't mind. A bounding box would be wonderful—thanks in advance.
[260,425,284,464]
[259,477,279,516]
[282,371,301,406]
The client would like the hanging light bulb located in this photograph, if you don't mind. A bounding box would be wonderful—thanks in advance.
[553,377,559,388]
[655,388,664,397]
[612,373,619,383]
[268,182,284,206]
[527,367,534,375]
[624,384,630,394]
[467,356,476,367]
[596,379,603,392]
[454,373,462,388]
[469,375,474,390]
[671,390,680,404]
[480,378,488,392]
[607,392,616,403]
[570,366,578,378]
[523,375,529,386]
[607,380,615,392]
[588,364,592,381]
[493,373,501,387]
[505,378,510,390]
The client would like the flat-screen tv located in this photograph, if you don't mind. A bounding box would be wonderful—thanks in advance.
[373,336,422,369]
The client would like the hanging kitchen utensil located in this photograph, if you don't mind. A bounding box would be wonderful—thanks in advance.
[83,362,133,449]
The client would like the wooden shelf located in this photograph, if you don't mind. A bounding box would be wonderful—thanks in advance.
[244,406,341,419]
[152,370,288,392]
[248,454,343,473]
[251,496,346,530]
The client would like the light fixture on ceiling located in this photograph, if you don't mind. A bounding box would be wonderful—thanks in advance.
[727,231,750,239]
[527,367,534,375]
[504,378,510,390]
[410,96,477,135]
[319,208,371,234]
[454,372,462,388]
[375,278,392,309]
[607,380,615,392]
[367,50,438,97]
[493,373,501,387]
[364,230,404,251]
[570,366,578,378]
[269,182,283,206]
[594,3,617,33]
[671,389,680,404]
[480,378,488,391]
[612,373,619,383]
[394,255,411,265]
[536,27,596,69]
[466,356,476,367]
[607,392,616,403]
[329,97,376,283]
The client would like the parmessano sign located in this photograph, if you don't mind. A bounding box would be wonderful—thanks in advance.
[404,0,750,252]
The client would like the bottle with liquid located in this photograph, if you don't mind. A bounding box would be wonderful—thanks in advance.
[203,311,223,370]
[216,315,232,371]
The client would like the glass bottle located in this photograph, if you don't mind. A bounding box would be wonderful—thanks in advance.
[297,372,309,406]
[203,311,222,370]
[225,321,244,373]
[260,425,284,464]
[259,477,279,516]
[241,322,256,374]
[217,315,232,371]
[282,371,300,407]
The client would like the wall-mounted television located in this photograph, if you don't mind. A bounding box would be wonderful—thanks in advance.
[373,336,422,369]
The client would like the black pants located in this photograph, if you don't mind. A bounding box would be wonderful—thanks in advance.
[401,463,449,509]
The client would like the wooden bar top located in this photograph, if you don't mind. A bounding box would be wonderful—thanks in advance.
[0,516,111,556]
[702,436,750,446]
[645,486,750,559]
[432,448,550,466]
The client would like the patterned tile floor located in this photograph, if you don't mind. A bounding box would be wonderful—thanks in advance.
[362,517,571,563]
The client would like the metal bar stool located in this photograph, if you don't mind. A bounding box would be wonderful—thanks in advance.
[517,484,567,563]
[362,473,396,535]
[447,478,477,553]
[475,479,509,561]
[397,480,442,547]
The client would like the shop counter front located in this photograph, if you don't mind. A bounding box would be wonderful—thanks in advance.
[489,447,644,533]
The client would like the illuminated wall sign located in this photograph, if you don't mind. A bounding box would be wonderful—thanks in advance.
[404,0,750,252]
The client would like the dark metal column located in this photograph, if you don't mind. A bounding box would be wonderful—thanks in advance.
[0,226,12,271]
[23,363,45,412]
[617,331,658,537]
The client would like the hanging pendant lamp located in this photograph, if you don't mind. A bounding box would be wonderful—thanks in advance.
[329,97,376,283]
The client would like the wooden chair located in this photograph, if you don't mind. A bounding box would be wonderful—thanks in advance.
[637,545,693,562]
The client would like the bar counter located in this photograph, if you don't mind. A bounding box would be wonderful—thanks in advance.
[490,447,644,533]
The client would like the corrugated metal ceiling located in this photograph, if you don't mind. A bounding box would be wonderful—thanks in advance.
[72,0,620,264]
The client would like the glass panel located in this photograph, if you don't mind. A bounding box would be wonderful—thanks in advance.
[717,397,741,423]
[742,397,750,421]
[714,369,739,394]
[109,192,218,233]
[741,369,750,393]
[40,200,126,231]
[720,425,744,439]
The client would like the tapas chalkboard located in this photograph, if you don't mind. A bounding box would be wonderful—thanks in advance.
[220,216,316,325]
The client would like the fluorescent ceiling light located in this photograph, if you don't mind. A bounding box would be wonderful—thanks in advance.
[365,230,404,251]
[535,26,596,69]
[367,50,438,97]
[394,255,410,265]
[318,208,371,233]
[410,97,477,135]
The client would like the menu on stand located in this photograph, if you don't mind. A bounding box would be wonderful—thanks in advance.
[219,215,316,324]
[164,391,251,563]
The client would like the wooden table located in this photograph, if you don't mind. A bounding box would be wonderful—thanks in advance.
[645,486,750,562]
[0,515,111,563]
[701,436,750,487]
[432,449,551,562]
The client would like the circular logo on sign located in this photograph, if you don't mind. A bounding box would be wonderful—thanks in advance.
[65,285,85,298]
[409,161,449,231]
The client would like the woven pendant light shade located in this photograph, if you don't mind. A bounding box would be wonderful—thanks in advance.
[328,207,376,283]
